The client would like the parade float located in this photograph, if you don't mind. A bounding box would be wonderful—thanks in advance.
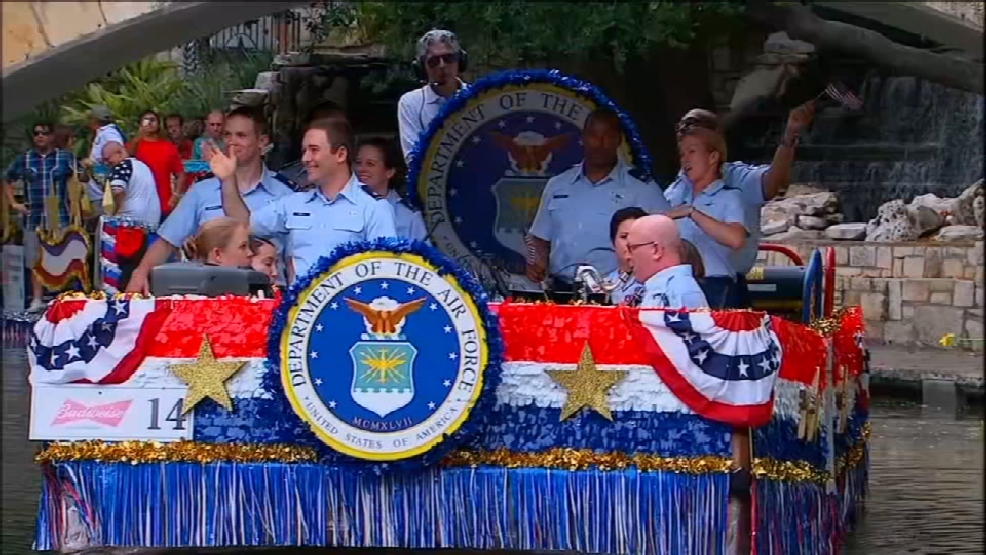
[24,71,869,554]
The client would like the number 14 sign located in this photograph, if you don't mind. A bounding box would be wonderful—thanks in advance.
[30,385,194,441]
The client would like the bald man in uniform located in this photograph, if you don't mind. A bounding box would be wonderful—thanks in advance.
[627,215,708,309]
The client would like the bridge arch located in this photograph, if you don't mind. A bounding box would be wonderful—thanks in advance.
[2,1,306,122]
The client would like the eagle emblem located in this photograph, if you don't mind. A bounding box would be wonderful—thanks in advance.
[489,131,570,176]
[345,297,427,337]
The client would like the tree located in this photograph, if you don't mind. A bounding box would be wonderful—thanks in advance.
[746,1,983,95]
[310,1,745,70]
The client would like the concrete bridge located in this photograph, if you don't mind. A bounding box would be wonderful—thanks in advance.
[2,1,304,122]
[2,1,982,123]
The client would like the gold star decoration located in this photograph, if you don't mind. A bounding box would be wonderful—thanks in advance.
[170,335,244,415]
[546,343,628,421]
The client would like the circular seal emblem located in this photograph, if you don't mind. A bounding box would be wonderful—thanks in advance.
[409,69,652,289]
[278,246,494,462]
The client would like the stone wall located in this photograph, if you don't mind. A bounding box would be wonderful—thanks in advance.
[756,240,985,351]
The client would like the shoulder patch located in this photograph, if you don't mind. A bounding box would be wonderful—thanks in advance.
[360,184,384,200]
[271,171,298,191]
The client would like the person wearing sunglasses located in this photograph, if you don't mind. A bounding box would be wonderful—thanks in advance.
[4,122,80,312]
[397,29,469,163]
[626,214,708,309]
[671,104,813,307]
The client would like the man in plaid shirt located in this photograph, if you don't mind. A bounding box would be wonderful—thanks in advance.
[4,121,79,312]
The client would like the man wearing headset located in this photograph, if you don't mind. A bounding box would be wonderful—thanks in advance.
[397,29,469,163]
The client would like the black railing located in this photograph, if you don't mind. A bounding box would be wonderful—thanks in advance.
[206,10,302,57]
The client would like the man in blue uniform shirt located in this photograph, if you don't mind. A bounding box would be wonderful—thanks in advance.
[627,215,708,309]
[526,108,670,286]
[127,108,294,293]
[671,103,814,306]
[210,119,396,281]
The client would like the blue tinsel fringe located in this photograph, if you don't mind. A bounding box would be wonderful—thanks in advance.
[265,236,504,475]
[404,68,655,211]
[36,462,730,554]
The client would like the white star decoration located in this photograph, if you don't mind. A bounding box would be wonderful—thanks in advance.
[407,286,415,294]
[695,349,709,364]
[330,302,338,310]
[448,352,458,360]
[450,188,459,197]
[454,216,463,224]
[525,116,535,123]
[315,378,323,386]
[443,325,452,333]
[469,241,478,248]
[497,120,507,128]
[316,323,324,332]
[380,281,389,290]
[65,345,80,361]
[554,121,562,129]
[455,160,465,168]
[471,136,481,144]
[429,303,438,311]
[428,402,437,410]
[328,400,337,408]
[738,360,750,377]
[443,379,452,387]
[758,358,771,372]
[310,351,319,359]
[87,336,99,349]
[354,286,362,294]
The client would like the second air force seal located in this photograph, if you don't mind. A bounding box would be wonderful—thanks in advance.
[408,69,650,289]
[278,246,494,463]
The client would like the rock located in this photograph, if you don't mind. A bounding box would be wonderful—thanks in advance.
[765,192,839,217]
[253,71,279,92]
[975,196,985,228]
[907,204,945,237]
[826,213,844,225]
[933,225,985,242]
[824,223,867,241]
[797,215,829,230]
[784,183,829,197]
[911,193,956,216]
[953,179,983,226]
[762,215,793,236]
[769,227,823,242]
[866,200,918,242]
[761,207,795,236]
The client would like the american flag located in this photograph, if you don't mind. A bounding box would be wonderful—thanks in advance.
[823,81,863,111]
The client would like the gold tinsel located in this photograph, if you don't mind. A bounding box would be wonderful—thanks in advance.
[443,448,734,474]
[56,290,150,301]
[35,440,318,464]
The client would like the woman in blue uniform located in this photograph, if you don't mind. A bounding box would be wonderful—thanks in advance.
[607,207,648,305]
[663,125,748,308]
[355,137,428,242]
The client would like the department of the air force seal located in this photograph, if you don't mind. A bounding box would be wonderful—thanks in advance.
[279,248,491,462]
[409,69,651,289]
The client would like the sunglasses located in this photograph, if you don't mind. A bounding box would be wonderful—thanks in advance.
[426,52,460,68]
[33,129,51,136]
[627,241,657,253]
[675,116,718,138]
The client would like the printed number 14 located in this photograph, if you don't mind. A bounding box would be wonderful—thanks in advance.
[147,398,187,431]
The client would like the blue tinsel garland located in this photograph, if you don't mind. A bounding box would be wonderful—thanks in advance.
[263,236,504,475]
[404,68,655,211]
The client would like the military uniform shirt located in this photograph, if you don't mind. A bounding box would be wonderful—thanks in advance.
[605,269,644,305]
[249,173,397,280]
[386,190,428,242]
[529,160,671,280]
[668,162,770,275]
[157,166,294,251]
[639,264,709,309]
[663,178,747,278]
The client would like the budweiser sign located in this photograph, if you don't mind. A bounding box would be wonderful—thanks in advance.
[50,399,132,427]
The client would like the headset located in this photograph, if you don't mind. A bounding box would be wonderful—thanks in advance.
[411,30,468,83]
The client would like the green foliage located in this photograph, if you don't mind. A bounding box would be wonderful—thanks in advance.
[310,1,744,69]
[2,53,271,168]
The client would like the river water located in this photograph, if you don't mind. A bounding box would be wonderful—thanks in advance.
[2,347,982,554]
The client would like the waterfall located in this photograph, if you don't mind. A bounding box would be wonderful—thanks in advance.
[791,73,984,222]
